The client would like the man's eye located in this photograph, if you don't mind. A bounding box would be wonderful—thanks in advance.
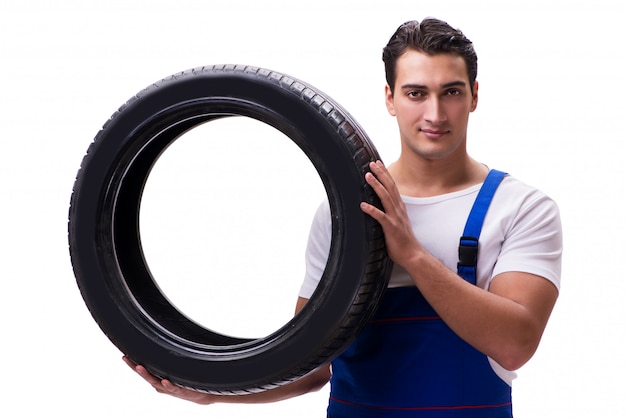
[408,91,425,98]
[445,89,461,96]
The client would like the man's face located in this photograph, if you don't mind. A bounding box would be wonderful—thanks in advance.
[385,50,478,162]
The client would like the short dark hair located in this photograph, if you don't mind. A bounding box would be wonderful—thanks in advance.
[382,18,478,94]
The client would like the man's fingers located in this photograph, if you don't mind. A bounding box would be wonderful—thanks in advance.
[365,168,390,203]
[360,201,384,222]
[364,160,403,215]
[368,160,394,187]
[123,356,166,388]
[122,356,214,404]
[135,365,163,386]
[122,355,136,369]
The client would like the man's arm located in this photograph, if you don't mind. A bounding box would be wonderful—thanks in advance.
[392,253,558,370]
[361,160,559,371]
[124,297,330,404]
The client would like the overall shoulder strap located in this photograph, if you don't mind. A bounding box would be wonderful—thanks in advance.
[457,169,507,284]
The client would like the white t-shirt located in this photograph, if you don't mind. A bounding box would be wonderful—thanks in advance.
[298,174,563,385]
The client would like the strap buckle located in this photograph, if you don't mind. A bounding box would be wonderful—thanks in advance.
[458,236,479,267]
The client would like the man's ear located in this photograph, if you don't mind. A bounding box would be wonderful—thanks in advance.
[385,84,396,116]
[470,81,479,112]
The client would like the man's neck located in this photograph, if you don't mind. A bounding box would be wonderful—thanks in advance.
[388,153,488,198]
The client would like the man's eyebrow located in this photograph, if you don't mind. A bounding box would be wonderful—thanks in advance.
[400,83,427,90]
[400,81,467,90]
[442,80,467,88]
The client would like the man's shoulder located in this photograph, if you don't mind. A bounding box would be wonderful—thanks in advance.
[491,174,561,226]
[497,174,556,204]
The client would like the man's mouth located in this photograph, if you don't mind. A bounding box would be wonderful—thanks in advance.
[420,128,449,139]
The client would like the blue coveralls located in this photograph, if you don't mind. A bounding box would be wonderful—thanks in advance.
[328,170,512,417]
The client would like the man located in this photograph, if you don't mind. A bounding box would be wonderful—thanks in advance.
[125,18,562,417]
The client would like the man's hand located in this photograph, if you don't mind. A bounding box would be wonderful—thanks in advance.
[121,298,331,405]
[360,160,423,268]
[123,356,218,405]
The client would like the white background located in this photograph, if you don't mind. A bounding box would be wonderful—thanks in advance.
[1,0,624,416]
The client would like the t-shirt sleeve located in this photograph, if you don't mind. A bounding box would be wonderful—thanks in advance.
[298,200,332,299]
[491,188,563,290]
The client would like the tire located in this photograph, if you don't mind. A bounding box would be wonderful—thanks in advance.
[68,64,393,394]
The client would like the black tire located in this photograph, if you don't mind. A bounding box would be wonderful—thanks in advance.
[68,64,393,394]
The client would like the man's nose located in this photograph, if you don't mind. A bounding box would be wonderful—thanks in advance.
[424,97,446,124]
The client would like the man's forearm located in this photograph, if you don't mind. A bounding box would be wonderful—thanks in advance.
[404,249,558,370]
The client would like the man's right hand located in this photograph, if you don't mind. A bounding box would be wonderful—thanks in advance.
[123,356,219,405]
[121,297,331,405]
